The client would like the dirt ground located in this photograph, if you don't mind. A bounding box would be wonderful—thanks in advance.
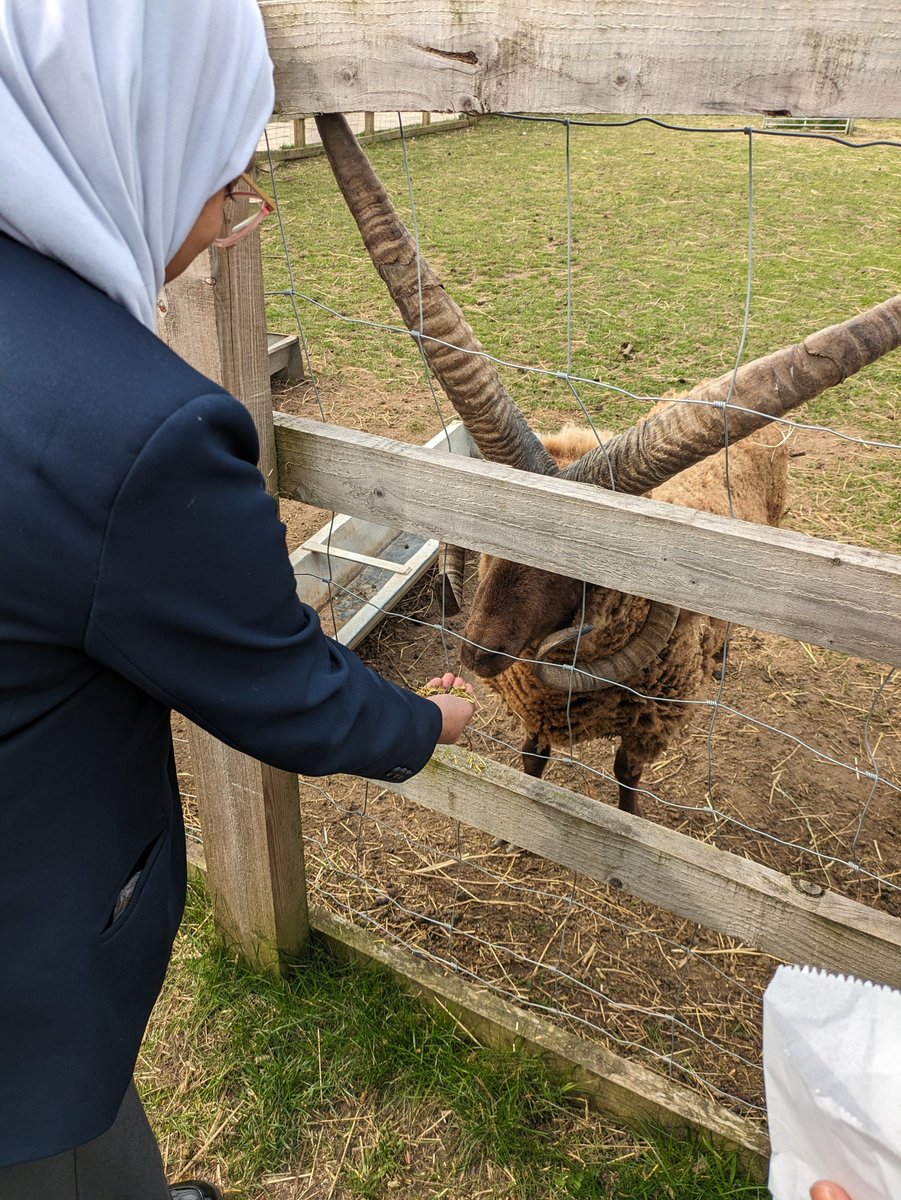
[175,369,899,1122]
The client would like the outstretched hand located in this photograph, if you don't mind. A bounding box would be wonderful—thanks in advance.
[811,1184,852,1200]
[422,672,477,745]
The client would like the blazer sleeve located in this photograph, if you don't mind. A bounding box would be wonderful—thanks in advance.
[84,391,443,781]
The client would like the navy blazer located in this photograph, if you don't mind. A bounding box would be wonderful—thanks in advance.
[0,233,442,1166]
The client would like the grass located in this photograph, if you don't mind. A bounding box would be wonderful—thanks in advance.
[262,115,901,431]
[146,116,900,1197]
[141,881,768,1199]
[260,115,901,551]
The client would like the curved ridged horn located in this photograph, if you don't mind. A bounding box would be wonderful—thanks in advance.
[316,113,557,477]
[564,295,901,495]
[434,542,467,616]
[534,602,680,691]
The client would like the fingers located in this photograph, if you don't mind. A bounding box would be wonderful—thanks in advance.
[421,672,477,745]
[810,1183,853,1200]
[426,672,463,690]
[424,672,475,696]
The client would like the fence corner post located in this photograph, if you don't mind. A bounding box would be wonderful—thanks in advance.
[158,213,310,976]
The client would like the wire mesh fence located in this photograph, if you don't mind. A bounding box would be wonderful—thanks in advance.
[258,111,472,159]
[179,111,900,1126]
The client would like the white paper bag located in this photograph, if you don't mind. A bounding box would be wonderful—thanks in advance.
[764,964,901,1200]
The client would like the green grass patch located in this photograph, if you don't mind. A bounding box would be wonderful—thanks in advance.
[142,881,767,1198]
[262,114,901,442]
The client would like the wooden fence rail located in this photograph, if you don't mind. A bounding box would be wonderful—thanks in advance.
[389,747,901,991]
[274,415,901,668]
[260,0,901,118]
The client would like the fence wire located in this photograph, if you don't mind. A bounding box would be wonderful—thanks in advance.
[180,112,899,1124]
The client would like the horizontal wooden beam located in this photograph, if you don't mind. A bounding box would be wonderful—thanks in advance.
[274,416,901,667]
[260,1,901,118]
[387,747,901,992]
[186,844,767,1168]
[314,905,769,1171]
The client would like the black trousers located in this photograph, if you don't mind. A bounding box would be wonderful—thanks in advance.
[0,1082,169,1200]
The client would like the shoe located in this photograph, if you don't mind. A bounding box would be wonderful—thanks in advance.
[169,1183,224,1200]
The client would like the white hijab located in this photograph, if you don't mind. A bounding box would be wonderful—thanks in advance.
[0,0,275,329]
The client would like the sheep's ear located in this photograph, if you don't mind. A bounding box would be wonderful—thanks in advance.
[434,543,466,617]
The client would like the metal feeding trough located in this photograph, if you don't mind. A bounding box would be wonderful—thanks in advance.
[290,421,478,647]
[267,331,304,382]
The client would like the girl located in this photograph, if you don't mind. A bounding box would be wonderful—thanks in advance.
[0,2,474,1195]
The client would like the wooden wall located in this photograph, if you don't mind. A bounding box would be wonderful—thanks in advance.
[260,1,901,119]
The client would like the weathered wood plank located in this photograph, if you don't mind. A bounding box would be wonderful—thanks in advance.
[185,843,767,1169]
[260,1,901,118]
[274,416,901,667]
[159,218,309,976]
[315,906,769,1172]
[182,737,308,972]
[388,746,901,991]
[214,205,280,492]
[290,419,476,635]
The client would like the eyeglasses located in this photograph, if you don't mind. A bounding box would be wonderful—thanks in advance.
[213,173,276,248]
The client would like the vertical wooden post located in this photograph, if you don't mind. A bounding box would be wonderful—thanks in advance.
[158,212,309,975]
[420,111,431,127]
[363,111,376,136]
[292,116,306,148]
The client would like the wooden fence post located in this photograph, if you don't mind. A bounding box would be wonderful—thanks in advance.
[158,211,309,976]
[292,116,306,148]
[363,111,375,136]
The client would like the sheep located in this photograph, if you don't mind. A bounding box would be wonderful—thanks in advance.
[315,109,901,813]
[462,413,789,812]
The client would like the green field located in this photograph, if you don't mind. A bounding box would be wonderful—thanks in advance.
[261,114,900,551]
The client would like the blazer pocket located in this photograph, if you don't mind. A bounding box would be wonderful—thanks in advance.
[99,826,166,938]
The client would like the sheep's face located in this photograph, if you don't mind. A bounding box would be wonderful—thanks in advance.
[461,555,584,678]
[460,425,606,680]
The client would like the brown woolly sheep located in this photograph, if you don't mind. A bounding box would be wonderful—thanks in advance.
[463,412,789,813]
[316,110,901,814]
